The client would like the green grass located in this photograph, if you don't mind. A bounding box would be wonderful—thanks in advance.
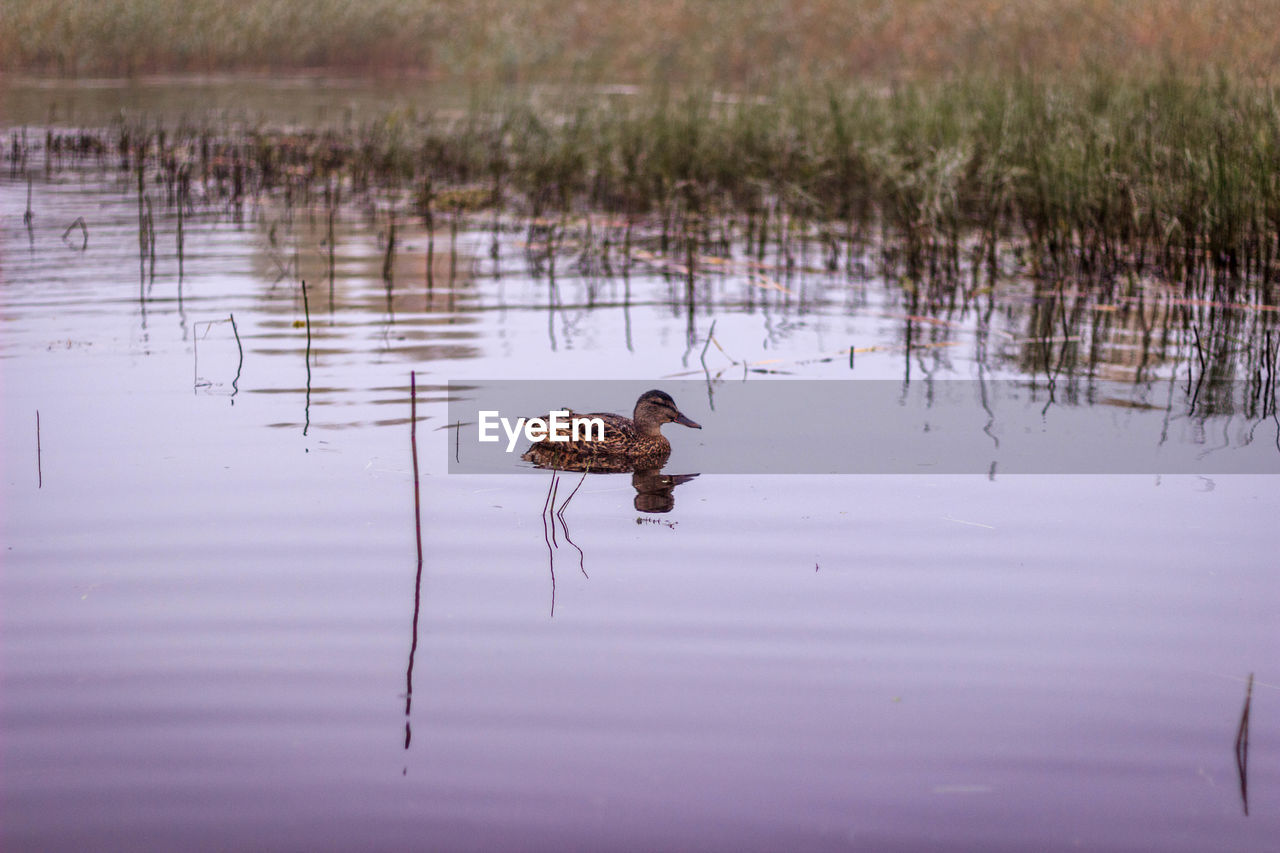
[27,71,1278,287]
[9,1,1280,287]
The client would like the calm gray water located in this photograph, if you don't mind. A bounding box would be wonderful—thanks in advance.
[2,81,1278,852]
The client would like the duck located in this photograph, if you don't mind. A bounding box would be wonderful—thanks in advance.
[521,389,701,470]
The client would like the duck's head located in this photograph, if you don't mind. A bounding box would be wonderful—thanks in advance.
[633,390,701,436]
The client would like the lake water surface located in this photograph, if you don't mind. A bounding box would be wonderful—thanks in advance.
[2,79,1278,851]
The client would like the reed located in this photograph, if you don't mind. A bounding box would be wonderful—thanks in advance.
[24,70,1280,288]
[301,279,312,435]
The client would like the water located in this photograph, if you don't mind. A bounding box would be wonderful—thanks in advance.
[1,73,476,129]
[2,80,1278,851]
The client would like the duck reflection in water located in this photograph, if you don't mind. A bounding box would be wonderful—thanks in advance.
[521,389,701,513]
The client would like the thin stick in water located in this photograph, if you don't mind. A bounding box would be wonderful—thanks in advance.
[176,178,184,283]
[36,410,42,488]
[24,175,33,244]
[425,198,435,296]
[328,183,337,312]
[137,164,147,299]
[144,194,156,284]
[301,280,312,435]
[229,313,243,398]
[449,209,459,283]
[383,209,397,282]
[699,319,717,373]
[410,371,423,567]
[405,370,425,749]
[700,318,718,409]
[61,217,87,251]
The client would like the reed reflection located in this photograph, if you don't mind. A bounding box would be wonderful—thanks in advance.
[537,470,587,618]
[527,464,699,617]
[1235,673,1254,817]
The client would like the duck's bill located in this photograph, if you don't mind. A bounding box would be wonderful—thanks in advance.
[675,412,702,429]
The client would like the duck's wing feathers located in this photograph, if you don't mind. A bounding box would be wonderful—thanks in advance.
[525,411,637,450]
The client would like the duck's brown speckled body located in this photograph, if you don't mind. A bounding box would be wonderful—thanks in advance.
[521,390,701,470]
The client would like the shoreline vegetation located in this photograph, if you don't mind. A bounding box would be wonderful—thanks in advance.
[4,1,1280,292]
[13,73,1280,291]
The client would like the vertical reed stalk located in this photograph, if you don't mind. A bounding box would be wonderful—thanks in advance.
[328,183,337,312]
[405,369,424,749]
[383,208,397,282]
[301,280,312,435]
[229,312,243,396]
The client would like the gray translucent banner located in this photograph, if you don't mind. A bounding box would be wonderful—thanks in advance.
[445,379,1280,474]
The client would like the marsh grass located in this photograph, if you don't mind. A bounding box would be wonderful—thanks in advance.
[9,1,1280,297]
[20,71,1280,295]
[11,92,1280,422]
[4,3,1277,440]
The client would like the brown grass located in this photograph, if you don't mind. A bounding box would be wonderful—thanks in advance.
[3,0,1279,85]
